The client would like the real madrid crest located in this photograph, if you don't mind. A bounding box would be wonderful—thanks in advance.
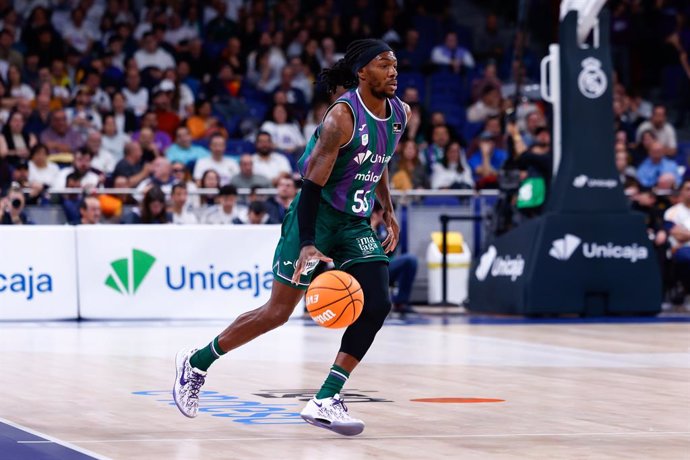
[577,57,607,99]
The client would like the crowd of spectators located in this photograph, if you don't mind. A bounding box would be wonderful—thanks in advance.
[0,1,688,301]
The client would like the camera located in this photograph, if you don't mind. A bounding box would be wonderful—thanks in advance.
[11,198,22,209]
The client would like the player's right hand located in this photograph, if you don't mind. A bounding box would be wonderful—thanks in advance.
[291,245,333,285]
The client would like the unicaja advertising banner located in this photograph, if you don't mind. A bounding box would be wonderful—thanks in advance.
[0,226,78,320]
[76,225,285,319]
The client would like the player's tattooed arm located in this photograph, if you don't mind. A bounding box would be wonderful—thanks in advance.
[291,104,353,284]
[304,103,354,185]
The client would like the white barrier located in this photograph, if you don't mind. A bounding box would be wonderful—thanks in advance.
[0,225,305,321]
[0,226,78,320]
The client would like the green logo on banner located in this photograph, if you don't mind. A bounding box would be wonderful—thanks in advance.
[105,249,156,295]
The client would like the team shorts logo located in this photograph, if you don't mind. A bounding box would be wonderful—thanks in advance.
[578,57,607,99]
[357,236,378,255]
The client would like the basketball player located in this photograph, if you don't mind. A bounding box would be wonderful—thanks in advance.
[174,39,409,436]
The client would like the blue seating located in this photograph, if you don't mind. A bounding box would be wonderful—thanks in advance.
[397,71,426,101]
[225,139,254,156]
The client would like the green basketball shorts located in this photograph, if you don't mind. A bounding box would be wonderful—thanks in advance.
[272,193,389,290]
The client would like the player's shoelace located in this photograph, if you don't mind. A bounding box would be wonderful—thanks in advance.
[327,398,350,421]
[186,368,206,403]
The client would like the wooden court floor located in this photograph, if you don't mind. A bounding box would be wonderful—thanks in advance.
[1,317,689,459]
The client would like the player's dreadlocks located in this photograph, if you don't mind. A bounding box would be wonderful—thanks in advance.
[319,39,393,94]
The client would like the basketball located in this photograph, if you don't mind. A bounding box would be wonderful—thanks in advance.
[306,270,364,328]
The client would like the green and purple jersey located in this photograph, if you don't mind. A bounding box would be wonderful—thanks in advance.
[298,88,407,218]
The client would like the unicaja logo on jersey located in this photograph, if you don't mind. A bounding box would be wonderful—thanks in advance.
[354,150,373,165]
[549,234,581,261]
[105,249,156,295]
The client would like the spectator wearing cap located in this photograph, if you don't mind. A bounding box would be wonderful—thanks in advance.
[468,130,508,186]
[201,184,247,225]
[170,182,198,225]
[150,84,181,139]
[166,126,210,165]
[161,69,195,119]
[28,143,59,189]
[0,111,37,168]
[252,131,293,186]
[430,31,475,73]
[79,196,102,225]
[636,141,680,189]
[193,133,239,186]
[635,105,677,157]
[39,109,85,156]
[230,153,272,189]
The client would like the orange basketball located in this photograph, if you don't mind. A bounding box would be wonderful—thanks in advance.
[305,270,364,329]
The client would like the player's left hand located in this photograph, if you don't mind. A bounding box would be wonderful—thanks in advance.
[381,209,399,253]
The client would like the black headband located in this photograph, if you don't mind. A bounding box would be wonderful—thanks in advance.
[350,40,393,74]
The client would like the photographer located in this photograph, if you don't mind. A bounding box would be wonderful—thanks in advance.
[1,183,33,225]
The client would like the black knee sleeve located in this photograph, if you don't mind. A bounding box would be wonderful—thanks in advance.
[339,262,391,361]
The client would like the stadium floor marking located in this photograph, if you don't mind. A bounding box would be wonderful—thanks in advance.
[410,397,505,403]
[17,431,690,444]
[0,417,109,459]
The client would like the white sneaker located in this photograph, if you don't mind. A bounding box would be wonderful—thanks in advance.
[300,393,365,436]
[173,348,207,418]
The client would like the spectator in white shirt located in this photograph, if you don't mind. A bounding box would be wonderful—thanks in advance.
[122,69,149,117]
[101,113,131,163]
[635,105,677,157]
[28,143,59,188]
[201,184,247,224]
[52,148,102,190]
[170,182,198,225]
[84,130,116,175]
[61,7,98,55]
[6,64,35,101]
[430,31,475,73]
[134,32,176,72]
[252,131,293,186]
[193,133,239,185]
[260,104,306,155]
